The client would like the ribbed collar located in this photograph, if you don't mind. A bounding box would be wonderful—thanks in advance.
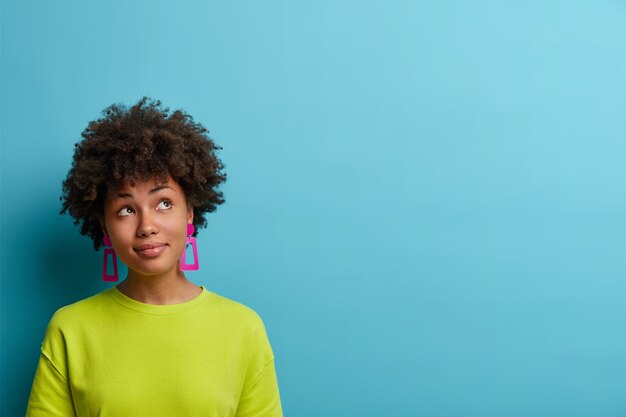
[107,285,213,316]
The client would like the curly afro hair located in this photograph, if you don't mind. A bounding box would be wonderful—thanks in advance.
[61,97,226,250]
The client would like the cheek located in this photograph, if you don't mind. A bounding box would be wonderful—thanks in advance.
[105,220,134,242]
[161,221,187,243]
[108,229,130,247]
[174,228,188,244]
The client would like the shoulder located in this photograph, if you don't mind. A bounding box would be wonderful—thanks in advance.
[206,291,266,330]
[207,292,276,363]
[39,289,112,361]
[46,288,112,331]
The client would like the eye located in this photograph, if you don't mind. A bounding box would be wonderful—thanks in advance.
[117,207,134,217]
[157,200,172,210]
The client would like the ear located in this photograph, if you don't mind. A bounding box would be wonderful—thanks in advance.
[99,218,108,236]
[187,205,194,224]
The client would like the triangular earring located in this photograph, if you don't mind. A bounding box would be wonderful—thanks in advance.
[180,224,199,271]
[102,235,119,282]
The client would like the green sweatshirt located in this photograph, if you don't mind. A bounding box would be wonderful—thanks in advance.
[25,286,283,417]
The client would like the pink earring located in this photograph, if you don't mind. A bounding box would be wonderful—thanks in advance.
[180,224,199,271]
[102,235,119,282]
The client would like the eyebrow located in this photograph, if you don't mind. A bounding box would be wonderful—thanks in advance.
[115,185,173,199]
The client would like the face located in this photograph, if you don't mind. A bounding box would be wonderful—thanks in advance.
[102,176,193,279]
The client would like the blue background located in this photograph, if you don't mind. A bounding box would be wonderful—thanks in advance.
[2,1,626,415]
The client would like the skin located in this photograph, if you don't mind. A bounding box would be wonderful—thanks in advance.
[101,176,202,305]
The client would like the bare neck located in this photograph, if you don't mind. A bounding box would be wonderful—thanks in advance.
[117,269,202,305]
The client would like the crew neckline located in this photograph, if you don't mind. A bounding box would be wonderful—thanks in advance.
[108,285,212,316]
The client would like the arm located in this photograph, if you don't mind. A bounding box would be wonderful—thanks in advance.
[25,350,77,417]
[235,358,283,417]
[234,315,284,417]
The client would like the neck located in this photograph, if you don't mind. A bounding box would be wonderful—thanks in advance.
[117,267,201,305]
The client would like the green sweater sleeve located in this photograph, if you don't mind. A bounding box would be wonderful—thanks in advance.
[235,358,283,417]
[235,317,283,417]
[25,350,77,417]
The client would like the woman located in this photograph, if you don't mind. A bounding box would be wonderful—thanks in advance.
[25,98,284,417]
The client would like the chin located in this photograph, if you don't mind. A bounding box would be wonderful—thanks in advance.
[127,261,180,277]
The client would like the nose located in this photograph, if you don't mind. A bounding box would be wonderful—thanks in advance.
[136,212,159,237]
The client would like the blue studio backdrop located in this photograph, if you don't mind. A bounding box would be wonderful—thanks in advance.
[2,1,626,416]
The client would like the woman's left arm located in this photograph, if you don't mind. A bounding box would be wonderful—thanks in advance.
[235,358,283,417]
[235,316,284,417]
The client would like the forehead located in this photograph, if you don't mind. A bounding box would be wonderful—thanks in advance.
[108,176,185,198]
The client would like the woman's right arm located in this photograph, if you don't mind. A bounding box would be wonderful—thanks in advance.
[25,349,77,417]
[26,309,77,417]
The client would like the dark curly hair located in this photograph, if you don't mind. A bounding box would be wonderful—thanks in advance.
[61,97,226,250]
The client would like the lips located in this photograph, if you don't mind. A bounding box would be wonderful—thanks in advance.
[134,243,168,258]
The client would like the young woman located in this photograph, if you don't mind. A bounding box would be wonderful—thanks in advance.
[25,98,284,417]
